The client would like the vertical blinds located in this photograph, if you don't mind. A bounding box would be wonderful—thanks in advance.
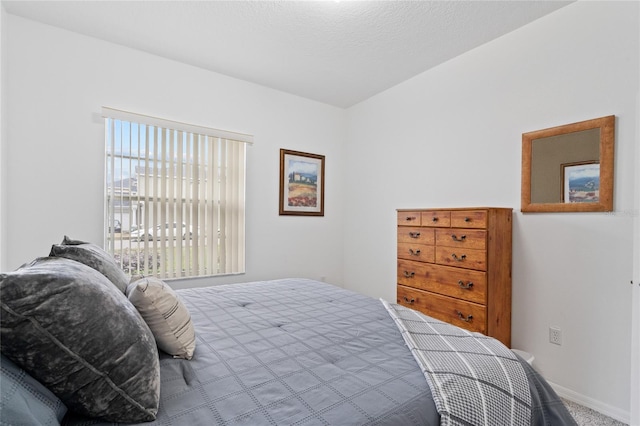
[103,107,250,279]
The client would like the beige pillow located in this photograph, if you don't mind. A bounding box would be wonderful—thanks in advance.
[126,277,196,360]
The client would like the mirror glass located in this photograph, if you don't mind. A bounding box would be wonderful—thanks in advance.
[521,115,615,213]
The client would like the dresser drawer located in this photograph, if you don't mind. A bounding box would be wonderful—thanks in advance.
[420,210,451,227]
[397,258,427,286]
[435,228,486,250]
[397,226,434,245]
[397,243,435,263]
[397,259,486,304]
[451,210,487,229]
[397,285,486,333]
[435,246,487,271]
[397,211,421,226]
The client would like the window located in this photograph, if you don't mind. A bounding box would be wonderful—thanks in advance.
[103,107,252,279]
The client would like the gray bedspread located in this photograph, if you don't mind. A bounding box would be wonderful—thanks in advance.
[64,278,575,426]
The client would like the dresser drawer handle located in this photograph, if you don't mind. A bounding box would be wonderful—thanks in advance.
[408,248,421,256]
[456,311,473,322]
[451,234,466,242]
[405,216,417,222]
[403,271,415,278]
[451,253,467,262]
[403,296,415,304]
[408,232,421,238]
[458,280,474,289]
[464,217,471,222]
[432,217,438,222]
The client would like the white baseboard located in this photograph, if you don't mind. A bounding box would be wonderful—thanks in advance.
[548,380,631,425]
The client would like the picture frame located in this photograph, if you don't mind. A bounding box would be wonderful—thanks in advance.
[561,161,600,204]
[279,149,325,216]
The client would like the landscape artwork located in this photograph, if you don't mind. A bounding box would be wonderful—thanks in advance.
[562,162,600,203]
[279,149,325,216]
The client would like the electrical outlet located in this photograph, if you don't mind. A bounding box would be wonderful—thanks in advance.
[549,327,562,345]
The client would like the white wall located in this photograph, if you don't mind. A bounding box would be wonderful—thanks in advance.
[344,1,638,422]
[3,1,638,423]
[0,5,6,268]
[2,14,346,287]
[631,70,640,425]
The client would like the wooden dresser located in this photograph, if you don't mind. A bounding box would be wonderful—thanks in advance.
[396,207,513,347]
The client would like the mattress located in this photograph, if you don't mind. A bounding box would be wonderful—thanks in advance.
[64,278,575,425]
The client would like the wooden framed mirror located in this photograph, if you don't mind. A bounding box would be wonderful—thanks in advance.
[521,115,615,213]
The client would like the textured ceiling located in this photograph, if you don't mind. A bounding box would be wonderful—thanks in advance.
[2,1,572,108]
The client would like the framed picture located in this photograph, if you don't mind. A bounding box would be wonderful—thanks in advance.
[561,161,600,203]
[279,149,325,216]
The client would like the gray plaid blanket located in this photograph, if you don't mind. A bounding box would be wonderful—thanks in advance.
[382,300,532,426]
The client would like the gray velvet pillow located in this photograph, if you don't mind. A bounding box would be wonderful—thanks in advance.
[0,353,67,425]
[0,257,160,422]
[49,236,128,293]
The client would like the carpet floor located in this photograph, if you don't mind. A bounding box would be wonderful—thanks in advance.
[562,398,627,425]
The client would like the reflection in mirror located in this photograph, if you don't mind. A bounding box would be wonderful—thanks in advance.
[521,115,615,213]
[531,128,600,203]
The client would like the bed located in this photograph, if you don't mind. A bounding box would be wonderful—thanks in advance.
[1,239,576,426]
